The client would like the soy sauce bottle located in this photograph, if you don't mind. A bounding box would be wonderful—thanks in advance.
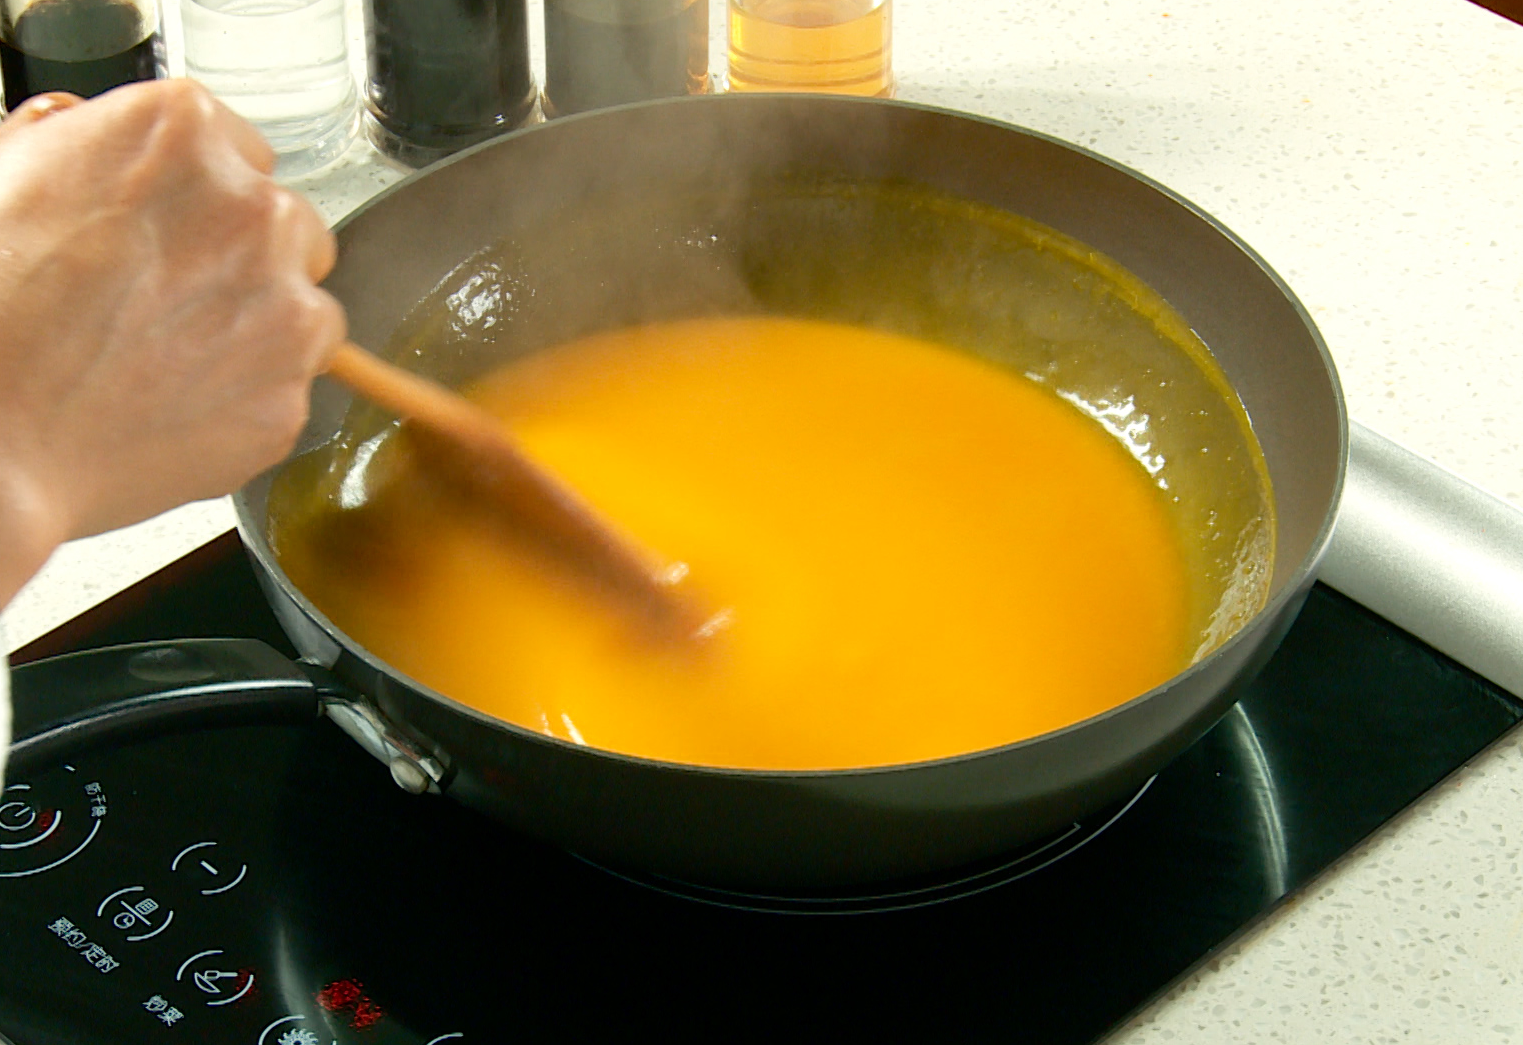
[363,0,535,167]
[543,0,708,117]
[0,0,164,114]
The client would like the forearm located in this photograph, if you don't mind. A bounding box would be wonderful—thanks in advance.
[0,459,67,610]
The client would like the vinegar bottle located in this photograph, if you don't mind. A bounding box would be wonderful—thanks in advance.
[0,0,164,114]
[726,0,892,97]
[543,0,709,118]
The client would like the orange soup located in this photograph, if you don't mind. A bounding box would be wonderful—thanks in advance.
[270,315,1239,769]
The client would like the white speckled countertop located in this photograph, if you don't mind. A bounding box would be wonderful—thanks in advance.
[4,0,1521,1040]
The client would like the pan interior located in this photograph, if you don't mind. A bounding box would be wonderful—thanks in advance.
[266,175,1275,764]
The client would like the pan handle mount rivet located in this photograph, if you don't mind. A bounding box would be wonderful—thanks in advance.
[325,700,447,794]
[389,758,432,796]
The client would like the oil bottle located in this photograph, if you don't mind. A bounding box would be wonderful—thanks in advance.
[726,0,892,97]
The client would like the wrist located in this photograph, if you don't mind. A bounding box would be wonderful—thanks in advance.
[0,453,70,609]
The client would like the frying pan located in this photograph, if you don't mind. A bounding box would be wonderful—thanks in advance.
[8,96,1345,890]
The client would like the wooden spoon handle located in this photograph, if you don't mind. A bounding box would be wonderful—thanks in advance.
[328,342,514,459]
[326,342,699,634]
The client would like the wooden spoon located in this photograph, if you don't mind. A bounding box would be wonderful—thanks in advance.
[326,342,705,637]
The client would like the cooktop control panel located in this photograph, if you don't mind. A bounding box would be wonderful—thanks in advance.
[0,727,473,1045]
[1,535,1520,1045]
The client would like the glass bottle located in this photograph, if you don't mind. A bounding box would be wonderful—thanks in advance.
[0,0,164,114]
[363,0,535,168]
[181,0,357,179]
[543,0,708,118]
[726,0,892,97]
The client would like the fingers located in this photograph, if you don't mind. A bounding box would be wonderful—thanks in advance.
[203,88,276,176]
[266,186,344,370]
[271,187,339,284]
[163,82,327,283]
[267,189,346,371]
[297,285,348,376]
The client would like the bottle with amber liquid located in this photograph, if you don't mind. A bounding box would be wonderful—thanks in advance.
[0,0,164,114]
[726,0,891,97]
[543,0,708,117]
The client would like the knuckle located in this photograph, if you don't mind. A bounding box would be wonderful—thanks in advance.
[258,285,343,371]
[270,186,328,246]
[245,179,284,225]
[292,289,347,360]
[246,130,278,174]
[283,296,322,346]
[147,79,214,140]
[249,183,314,248]
[310,289,347,340]
[113,82,219,204]
[264,184,302,231]
[249,384,311,468]
[269,386,313,458]
[217,179,282,247]
[156,78,215,117]
[311,226,339,281]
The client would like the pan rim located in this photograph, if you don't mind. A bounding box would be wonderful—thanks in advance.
[236,92,1349,783]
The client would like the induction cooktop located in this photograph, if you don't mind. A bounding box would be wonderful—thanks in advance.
[0,530,1518,1044]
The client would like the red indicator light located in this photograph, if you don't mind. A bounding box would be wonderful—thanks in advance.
[352,999,384,1029]
[317,980,385,1029]
[318,980,361,1010]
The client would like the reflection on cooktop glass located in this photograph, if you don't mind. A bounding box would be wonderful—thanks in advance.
[0,533,1518,1044]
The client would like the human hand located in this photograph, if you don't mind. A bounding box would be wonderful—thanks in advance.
[0,81,343,595]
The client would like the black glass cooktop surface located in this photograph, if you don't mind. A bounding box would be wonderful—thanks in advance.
[0,533,1518,1044]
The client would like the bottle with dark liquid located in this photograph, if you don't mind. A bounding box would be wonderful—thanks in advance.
[363,0,535,167]
[543,0,708,118]
[0,0,163,114]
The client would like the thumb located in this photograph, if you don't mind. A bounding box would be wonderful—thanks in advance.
[0,92,85,138]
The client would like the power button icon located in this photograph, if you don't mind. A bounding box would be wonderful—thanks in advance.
[0,799,36,833]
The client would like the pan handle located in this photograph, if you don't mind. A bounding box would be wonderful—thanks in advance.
[6,639,332,779]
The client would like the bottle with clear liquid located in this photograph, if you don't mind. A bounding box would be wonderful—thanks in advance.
[0,0,163,114]
[726,0,891,97]
[181,0,357,178]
